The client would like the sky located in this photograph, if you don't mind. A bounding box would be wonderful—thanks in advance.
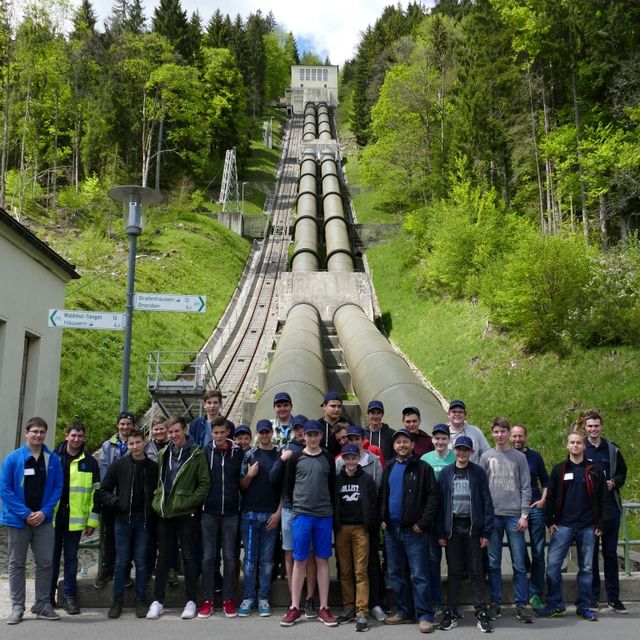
[86,0,431,67]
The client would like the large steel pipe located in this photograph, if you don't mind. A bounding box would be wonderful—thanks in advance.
[251,303,327,425]
[334,304,445,426]
[317,103,332,140]
[321,150,354,272]
[303,103,317,141]
[292,149,320,271]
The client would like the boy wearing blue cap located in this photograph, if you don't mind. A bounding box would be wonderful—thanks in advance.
[271,392,294,446]
[365,400,396,463]
[319,392,348,456]
[334,444,379,632]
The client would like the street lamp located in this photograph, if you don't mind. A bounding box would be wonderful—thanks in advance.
[241,181,248,215]
[108,185,162,412]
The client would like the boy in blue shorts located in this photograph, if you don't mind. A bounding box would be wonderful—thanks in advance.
[281,420,337,627]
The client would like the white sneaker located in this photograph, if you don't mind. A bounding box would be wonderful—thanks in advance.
[146,600,164,619]
[181,600,197,619]
[372,606,387,622]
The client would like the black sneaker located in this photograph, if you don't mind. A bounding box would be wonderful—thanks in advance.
[355,615,369,632]
[439,610,458,630]
[108,599,123,619]
[304,597,318,619]
[35,603,61,620]
[476,611,493,633]
[63,598,81,615]
[607,600,627,614]
[93,573,113,590]
[336,609,355,624]
[516,605,534,623]
[135,598,148,618]
[487,603,501,620]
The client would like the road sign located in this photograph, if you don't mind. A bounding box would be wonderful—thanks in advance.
[48,309,126,330]
[134,293,206,313]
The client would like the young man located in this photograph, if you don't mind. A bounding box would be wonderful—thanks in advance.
[271,391,294,446]
[401,406,434,457]
[364,400,396,463]
[198,416,244,619]
[447,401,490,463]
[238,419,282,617]
[479,417,533,623]
[147,416,211,620]
[319,391,347,456]
[381,429,439,634]
[281,420,338,627]
[510,424,549,610]
[1,417,63,624]
[98,429,158,619]
[583,410,628,613]
[437,436,494,633]
[334,444,378,632]
[270,415,318,613]
[536,432,612,621]
[95,410,135,589]
[335,425,383,489]
[51,423,100,615]
[145,417,170,462]
[189,389,234,449]
[421,424,456,614]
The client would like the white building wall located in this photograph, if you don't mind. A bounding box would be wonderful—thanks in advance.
[289,65,340,113]
[0,228,70,459]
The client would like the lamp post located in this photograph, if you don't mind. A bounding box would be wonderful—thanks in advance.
[241,181,248,215]
[108,185,162,412]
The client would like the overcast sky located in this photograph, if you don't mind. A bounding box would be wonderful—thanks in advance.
[85,1,433,67]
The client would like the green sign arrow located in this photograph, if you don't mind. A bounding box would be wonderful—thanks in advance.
[49,309,58,327]
[198,296,206,313]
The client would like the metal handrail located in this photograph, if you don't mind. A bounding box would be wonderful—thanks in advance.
[621,502,640,573]
[147,351,217,392]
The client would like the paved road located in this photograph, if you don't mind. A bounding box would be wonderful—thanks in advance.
[2,604,639,637]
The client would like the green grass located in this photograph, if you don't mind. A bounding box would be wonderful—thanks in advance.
[367,234,640,532]
[46,206,250,450]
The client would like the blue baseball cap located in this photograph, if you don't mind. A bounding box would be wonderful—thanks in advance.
[322,391,342,405]
[367,400,384,413]
[346,425,365,438]
[432,423,450,436]
[256,419,273,433]
[117,411,135,423]
[304,419,323,433]
[273,391,292,404]
[402,406,420,417]
[392,428,414,441]
[453,435,473,450]
[449,400,466,411]
[234,425,251,437]
[341,444,360,458]
[291,414,308,428]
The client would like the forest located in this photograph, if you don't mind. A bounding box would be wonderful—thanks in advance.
[344,0,640,352]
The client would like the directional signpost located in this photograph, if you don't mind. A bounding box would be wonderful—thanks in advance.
[48,309,126,330]
[134,293,206,313]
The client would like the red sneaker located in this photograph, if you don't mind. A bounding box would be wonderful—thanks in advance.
[280,607,302,627]
[318,607,338,627]
[223,599,237,618]
[197,600,213,619]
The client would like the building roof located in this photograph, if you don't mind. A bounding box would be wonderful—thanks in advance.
[0,207,80,279]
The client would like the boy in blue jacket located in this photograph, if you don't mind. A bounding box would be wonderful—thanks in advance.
[0,417,63,624]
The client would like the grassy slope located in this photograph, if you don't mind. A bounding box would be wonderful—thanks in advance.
[337,97,639,518]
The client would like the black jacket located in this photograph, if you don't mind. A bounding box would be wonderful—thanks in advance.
[380,456,439,531]
[202,439,244,515]
[334,465,378,531]
[545,458,612,532]
[97,454,158,525]
[364,423,396,465]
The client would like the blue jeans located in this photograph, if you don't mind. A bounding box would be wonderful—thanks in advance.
[592,509,620,601]
[427,532,442,606]
[114,515,149,599]
[51,511,82,600]
[241,511,279,601]
[488,515,528,606]
[201,512,239,601]
[528,507,546,598]
[384,525,433,622]
[546,525,596,611]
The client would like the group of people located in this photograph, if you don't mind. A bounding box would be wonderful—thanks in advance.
[0,391,628,633]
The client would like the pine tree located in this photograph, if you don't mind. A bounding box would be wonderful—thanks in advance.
[152,0,189,61]
[125,0,146,34]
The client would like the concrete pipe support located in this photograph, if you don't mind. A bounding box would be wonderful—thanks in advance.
[292,150,320,272]
[251,303,327,427]
[333,303,445,427]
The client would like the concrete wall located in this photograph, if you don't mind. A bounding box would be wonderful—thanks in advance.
[289,65,339,113]
[204,212,269,239]
[0,228,71,458]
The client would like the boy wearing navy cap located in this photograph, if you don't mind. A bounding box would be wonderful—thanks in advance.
[319,392,348,456]
[234,425,253,452]
[365,399,395,463]
[272,391,294,446]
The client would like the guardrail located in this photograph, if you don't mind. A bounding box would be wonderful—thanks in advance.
[621,502,640,572]
[147,351,216,393]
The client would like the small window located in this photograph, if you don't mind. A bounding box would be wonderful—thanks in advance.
[299,69,304,81]
[305,69,310,81]
[312,69,317,81]
[323,69,328,81]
